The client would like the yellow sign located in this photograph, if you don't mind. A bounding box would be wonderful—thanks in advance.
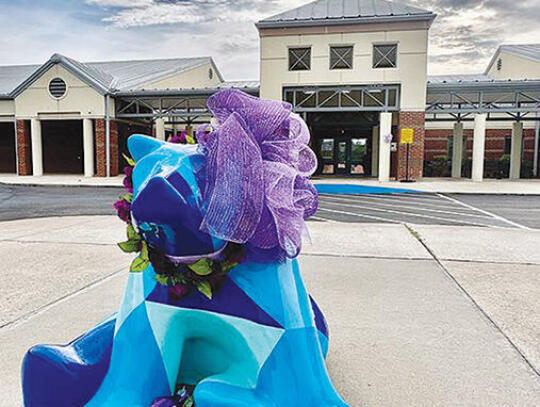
[400,128,414,145]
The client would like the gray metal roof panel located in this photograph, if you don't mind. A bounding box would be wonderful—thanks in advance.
[258,0,434,27]
[0,54,219,97]
[0,64,40,96]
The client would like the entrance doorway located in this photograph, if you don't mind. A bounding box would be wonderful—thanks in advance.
[309,112,377,176]
[42,120,83,174]
[0,122,16,173]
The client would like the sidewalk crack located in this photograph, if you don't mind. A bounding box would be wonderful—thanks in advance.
[405,223,540,379]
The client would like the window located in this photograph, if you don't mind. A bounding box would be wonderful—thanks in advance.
[373,44,397,68]
[330,46,353,69]
[48,78,67,99]
[289,47,311,71]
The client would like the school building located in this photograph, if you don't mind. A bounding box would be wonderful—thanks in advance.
[0,0,538,181]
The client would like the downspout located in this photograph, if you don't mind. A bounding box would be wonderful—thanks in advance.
[105,94,111,177]
[534,113,539,178]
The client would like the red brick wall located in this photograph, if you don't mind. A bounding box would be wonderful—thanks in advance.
[425,128,537,162]
[16,120,32,175]
[95,119,119,177]
[397,111,425,180]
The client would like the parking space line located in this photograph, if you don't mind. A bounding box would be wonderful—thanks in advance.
[317,207,403,224]
[319,195,493,219]
[321,200,511,228]
[437,194,531,230]
[319,193,479,211]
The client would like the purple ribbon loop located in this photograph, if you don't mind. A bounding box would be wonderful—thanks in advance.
[200,89,318,259]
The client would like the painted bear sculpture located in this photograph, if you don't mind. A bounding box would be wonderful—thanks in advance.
[22,135,350,407]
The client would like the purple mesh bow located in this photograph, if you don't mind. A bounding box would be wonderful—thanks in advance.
[198,89,318,259]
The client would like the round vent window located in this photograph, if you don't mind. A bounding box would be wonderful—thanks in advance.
[49,78,67,99]
[208,68,213,80]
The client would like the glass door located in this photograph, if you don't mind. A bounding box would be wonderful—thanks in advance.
[349,137,368,175]
[336,138,348,175]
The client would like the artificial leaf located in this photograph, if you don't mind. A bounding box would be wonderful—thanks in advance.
[123,153,136,166]
[140,241,149,261]
[126,224,140,241]
[120,193,133,203]
[221,261,238,274]
[196,281,212,299]
[118,240,140,253]
[155,274,169,285]
[186,135,196,144]
[130,255,149,273]
[187,258,213,276]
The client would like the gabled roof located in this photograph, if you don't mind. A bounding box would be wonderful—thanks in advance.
[257,0,435,29]
[1,54,222,98]
[485,44,540,74]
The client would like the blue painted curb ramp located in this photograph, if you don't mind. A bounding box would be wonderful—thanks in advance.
[314,183,424,195]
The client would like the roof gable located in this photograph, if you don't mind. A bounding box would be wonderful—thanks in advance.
[485,44,540,74]
[257,0,435,28]
[2,54,224,98]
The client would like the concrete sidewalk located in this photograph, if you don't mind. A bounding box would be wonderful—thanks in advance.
[2,173,540,194]
[0,217,539,406]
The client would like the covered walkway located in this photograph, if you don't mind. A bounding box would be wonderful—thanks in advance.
[426,78,540,181]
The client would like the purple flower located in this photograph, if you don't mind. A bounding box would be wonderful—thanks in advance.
[114,199,131,224]
[169,283,189,300]
[168,130,187,144]
[122,166,133,193]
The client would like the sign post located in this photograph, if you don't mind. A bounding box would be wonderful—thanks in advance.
[400,128,414,182]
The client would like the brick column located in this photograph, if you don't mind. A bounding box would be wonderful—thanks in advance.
[95,119,119,177]
[397,111,425,180]
[16,120,32,175]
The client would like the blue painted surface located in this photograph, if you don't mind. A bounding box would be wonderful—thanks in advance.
[22,135,346,407]
[315,183,423,195]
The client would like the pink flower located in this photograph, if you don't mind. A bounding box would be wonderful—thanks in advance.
[122,166,133,193]
[114,199,131,224]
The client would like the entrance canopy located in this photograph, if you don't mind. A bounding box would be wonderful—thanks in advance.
[426,76,540,121]
[114,82,259,124]
[283,84,400,112]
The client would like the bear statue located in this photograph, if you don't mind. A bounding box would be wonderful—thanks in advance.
[22,89,350,407]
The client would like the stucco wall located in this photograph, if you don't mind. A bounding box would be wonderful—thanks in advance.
[0,100,15,119]
[259,25,429,111]
[487,51,540,80]
[144,61,222,89]
[14,65,106,119]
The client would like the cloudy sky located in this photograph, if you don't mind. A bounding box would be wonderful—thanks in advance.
[0,0,539,80]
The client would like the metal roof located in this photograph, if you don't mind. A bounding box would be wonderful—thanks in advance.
[427,74,540,90]
[257,0,435,29]
[485,44,540,74]
[0,54,220,98]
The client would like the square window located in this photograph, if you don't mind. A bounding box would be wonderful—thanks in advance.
[289,47,311,71]
[330,46,353,69]
[373,44,397,68]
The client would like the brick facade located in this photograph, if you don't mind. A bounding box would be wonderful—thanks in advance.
[397,111,425,180]
[425,128,537,161]
[95,119,119,177]
[16,120,32,175]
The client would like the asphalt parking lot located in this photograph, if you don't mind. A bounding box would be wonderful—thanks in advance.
[315,192,540,229]
[1,184,540,229]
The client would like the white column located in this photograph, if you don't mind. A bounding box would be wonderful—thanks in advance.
[371,125,379,177]
[83,118,94,177]
[378,112,392,182]
[155,118,165,141]
[509,121,523,180]
[471,113,487,182]
[451,122,464,178]
[30,117,43,176]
